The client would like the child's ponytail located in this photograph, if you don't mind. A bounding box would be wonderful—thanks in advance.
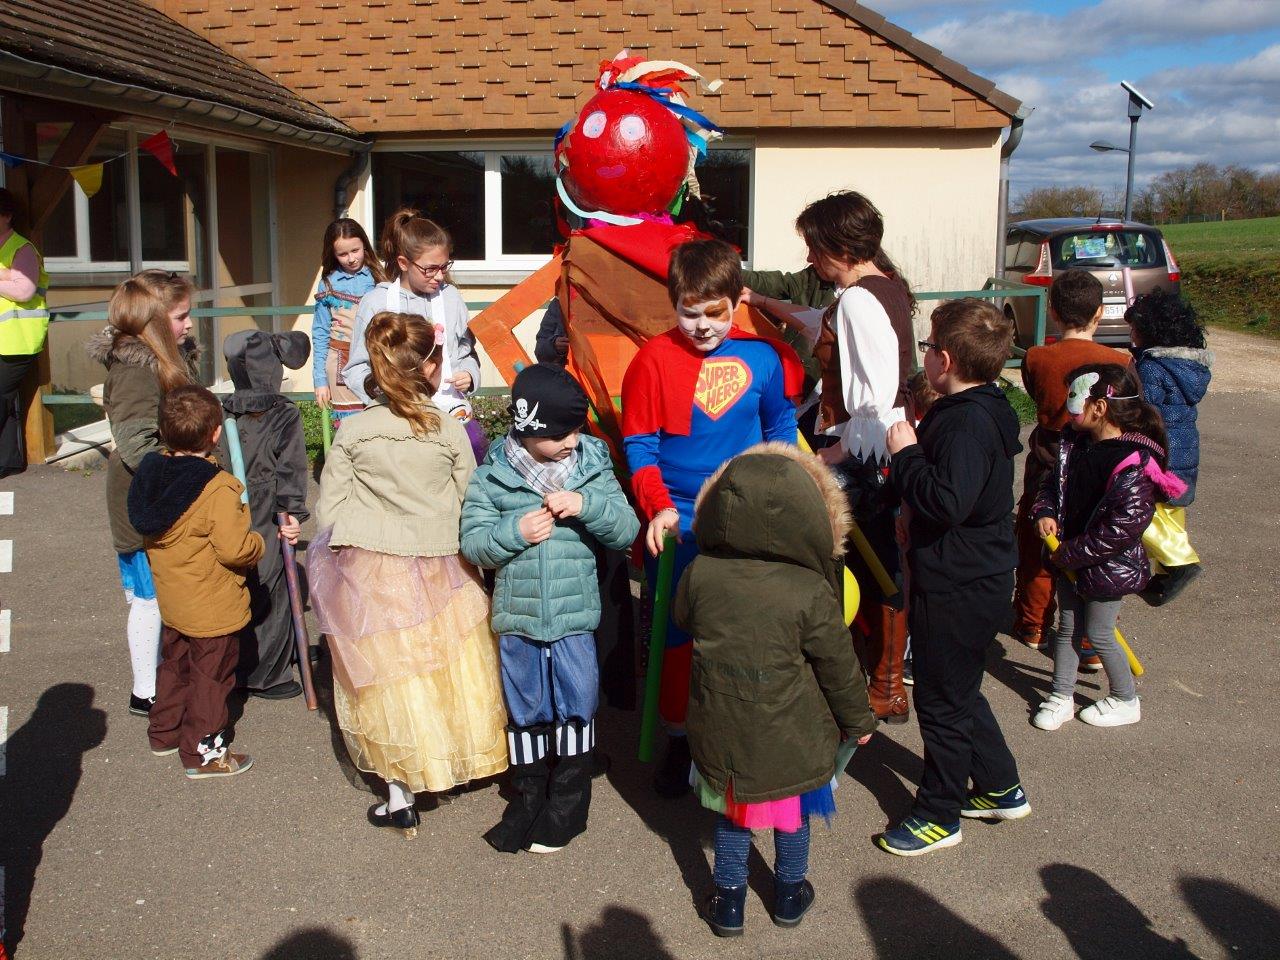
[1065,362,1169,467]
[364,311,442,437]
[379,207,453,283]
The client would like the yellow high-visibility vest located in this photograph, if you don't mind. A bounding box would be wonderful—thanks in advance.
[0,231,49,355]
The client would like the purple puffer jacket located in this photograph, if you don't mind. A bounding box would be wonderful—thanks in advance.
[1032,429,1186,600]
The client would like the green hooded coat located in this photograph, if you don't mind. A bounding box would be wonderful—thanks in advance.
[675,442,876,803]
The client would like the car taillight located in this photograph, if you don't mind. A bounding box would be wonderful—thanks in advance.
[1024,241,1053,286]
[1043,334,1059,345]
[1162,239,1180,283]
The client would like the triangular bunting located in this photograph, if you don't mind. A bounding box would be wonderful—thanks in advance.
[69,163,104,198]
[0,152,25,168]
[140,131,177,176]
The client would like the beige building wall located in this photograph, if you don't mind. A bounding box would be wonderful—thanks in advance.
[751,128,1003,326]
[281,129,1003,395]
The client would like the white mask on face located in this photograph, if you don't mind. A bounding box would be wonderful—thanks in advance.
[676,297,734,352]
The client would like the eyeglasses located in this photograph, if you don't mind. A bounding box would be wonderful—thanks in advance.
[917,340,940,353]
[407,259,453,279]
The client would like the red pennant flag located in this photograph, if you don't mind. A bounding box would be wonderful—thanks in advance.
[140,131,177,176]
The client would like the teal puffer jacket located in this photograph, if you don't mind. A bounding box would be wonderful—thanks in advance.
[461,435,640,642]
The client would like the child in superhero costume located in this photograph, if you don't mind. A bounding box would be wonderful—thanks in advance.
[622,238,803,797]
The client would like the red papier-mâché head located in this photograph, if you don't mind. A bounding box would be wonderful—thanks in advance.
[560,88,690,218]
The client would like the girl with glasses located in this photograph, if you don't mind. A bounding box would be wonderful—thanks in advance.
[342,208,488,462]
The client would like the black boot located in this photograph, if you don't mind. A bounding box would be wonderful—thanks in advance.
[484,725,552,854]
[704,885,747,937]
[528,751,594,852]
[653,734,692,799]
[772,879,815,928]
[1141,563,1202,607]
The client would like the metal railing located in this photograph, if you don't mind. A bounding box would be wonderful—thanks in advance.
[44,280,1047,410]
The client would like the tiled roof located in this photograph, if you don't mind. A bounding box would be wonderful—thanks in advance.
[152,0,1020,134]
[0,0,359,140]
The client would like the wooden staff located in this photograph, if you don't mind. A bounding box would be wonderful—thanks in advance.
[278,512,318,710]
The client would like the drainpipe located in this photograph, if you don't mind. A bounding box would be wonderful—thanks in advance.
[333,144,373,220]
[996,111,1029,280]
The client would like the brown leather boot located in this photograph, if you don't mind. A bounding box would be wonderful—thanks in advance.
[856,603,910,724]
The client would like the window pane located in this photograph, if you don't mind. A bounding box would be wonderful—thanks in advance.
[694,149,751,258]
[215,147,272,287]
[86,130,130,263]
[34,123,76,257]
[139,144,209,284]
[372,151,484,261]
[500,154,557,256]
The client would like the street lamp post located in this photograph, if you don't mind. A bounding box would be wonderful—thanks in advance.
[1089,81,1154,221]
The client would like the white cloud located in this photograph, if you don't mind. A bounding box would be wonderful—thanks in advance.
[1000,52,1280,196]
[919,0,1280,72]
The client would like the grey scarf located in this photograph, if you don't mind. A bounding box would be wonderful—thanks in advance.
[504,433,578,495]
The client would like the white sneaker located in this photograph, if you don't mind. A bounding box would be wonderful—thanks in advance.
[1032,692,1075,731]
[527,842,563,854]
[1078,695,1140,727]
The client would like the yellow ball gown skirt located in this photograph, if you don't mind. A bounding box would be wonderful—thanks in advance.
[309,528,508,793]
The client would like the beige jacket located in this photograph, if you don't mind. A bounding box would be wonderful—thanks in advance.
[317,402,476,557]
[141,467,265,638]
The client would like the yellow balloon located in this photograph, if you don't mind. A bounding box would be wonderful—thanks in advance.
[843,566,860,626]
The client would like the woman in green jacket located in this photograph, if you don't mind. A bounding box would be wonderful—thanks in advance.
[675,441,876,937]
[87,270,196,716]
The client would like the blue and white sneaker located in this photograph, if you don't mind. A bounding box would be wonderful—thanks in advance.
[876,816,962,857]
[962,784,1031,821]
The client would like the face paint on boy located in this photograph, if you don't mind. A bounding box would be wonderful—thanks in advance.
[677,296,735,352]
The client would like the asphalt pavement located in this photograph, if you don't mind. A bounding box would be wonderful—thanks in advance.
[1,387,1277,960]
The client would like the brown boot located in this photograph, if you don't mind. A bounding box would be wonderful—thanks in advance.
[857,603,910,724]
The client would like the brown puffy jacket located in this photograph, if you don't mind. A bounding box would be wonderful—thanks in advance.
[127,452,264,638]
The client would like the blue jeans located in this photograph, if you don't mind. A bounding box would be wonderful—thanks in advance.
[499,633,599,727]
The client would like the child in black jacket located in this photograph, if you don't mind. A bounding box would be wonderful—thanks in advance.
[220,330,311,699]
[880,299,1029,857]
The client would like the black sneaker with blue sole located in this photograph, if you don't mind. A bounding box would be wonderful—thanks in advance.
[961,783,1031,821]
[876,816,962,857]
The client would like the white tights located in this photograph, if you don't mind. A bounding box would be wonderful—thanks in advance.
[383,780,415,813]
[127,596,162,699]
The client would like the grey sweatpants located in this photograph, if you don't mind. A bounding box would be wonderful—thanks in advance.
[1051,576,1136,702]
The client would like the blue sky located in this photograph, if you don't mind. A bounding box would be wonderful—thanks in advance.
[875,0,1280,200]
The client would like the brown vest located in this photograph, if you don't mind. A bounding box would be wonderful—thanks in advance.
[812,275,915,430]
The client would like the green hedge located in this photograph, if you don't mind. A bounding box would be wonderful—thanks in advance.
[1180,258,1280,338]
[300,395,515,465]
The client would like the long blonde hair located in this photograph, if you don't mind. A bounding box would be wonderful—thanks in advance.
[107,270,196,392]
[365,311,442,437]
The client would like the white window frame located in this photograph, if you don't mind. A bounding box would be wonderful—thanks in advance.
[370,138,756,279]
[43,125,277,290]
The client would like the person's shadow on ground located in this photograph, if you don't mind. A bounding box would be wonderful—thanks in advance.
[0,683,107,956]
[1040,863,1197,958]
[561,905,676,960]
[600,708,780,913]
[984,639,1101,717]
[1180,876,1280,958]
[854,876,1019,959]
[845,730,924,823]
[258,926,358,959]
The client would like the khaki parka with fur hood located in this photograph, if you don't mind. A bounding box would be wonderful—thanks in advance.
[87,327,199,554]
[674,442,876,803]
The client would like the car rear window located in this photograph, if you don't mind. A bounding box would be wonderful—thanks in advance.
[1051,231,1165,269]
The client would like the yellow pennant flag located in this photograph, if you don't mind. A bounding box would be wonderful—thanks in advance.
[69,163,104,198]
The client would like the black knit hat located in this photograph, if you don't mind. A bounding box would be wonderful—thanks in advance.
[508,363,589,437]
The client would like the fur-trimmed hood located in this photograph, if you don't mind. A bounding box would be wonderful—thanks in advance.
[1140,345,1214,368]
[692,441,851,590]
[86,326,199,370]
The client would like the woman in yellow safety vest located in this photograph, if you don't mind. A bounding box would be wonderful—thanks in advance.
[0,188,49,476]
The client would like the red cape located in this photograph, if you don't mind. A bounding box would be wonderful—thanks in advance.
[621,326,805,440]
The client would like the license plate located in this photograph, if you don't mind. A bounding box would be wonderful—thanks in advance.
[1103,304,1126,319]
